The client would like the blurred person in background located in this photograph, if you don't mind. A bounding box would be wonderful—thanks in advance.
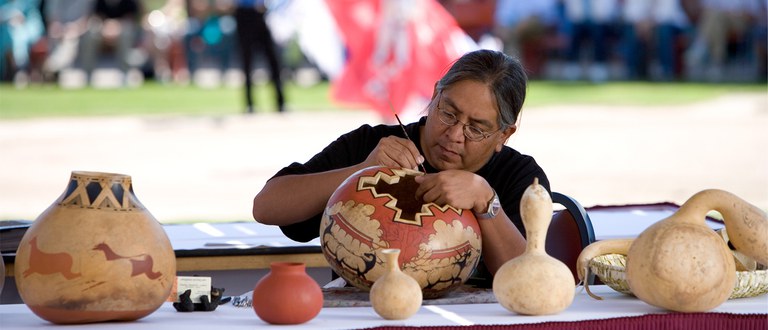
[234,0,285,113]
[561,0,620,82]
[493,0,558,78]
[684,0,763,81]
[752,0,767,81]
[183,0,236,87]
[142,0,189,84]
[79,0,143,86]
[42,0,93,81]
[183,0,210,80]
[621,0,691,81]
[0,0,44,85]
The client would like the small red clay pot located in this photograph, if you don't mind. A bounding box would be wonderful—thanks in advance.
[252,262,323,324]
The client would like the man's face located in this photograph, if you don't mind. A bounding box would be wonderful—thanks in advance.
[420,80,516,172]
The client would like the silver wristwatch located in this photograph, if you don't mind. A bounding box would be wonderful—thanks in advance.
[476,189,500,219]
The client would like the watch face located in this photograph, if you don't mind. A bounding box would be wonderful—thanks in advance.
[477,192,500,219]
[490,196,501,216]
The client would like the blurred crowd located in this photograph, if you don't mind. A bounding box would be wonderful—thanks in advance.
[442,0,767,83]
[1,0,766,89]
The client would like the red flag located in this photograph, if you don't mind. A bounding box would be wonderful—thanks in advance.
[325,0,476,122]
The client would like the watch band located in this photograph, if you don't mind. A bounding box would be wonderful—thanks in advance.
[476,189,500,220]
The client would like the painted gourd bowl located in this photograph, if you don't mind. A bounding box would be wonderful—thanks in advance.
[320,166,482,298]
[14,171,175,324]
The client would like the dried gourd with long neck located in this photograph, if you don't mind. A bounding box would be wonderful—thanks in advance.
[493,178,575,315]
[577,189,768,312]
[576,238,633,299]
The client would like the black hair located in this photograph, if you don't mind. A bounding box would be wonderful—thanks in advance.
[433,49,528,129]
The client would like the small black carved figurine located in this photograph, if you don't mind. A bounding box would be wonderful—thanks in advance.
[173,287,229,312]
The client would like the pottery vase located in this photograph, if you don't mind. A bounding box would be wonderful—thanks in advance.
[321,166,482,298]
[369,249,422,320]
[14,171,176,324]
[493,179,575,315]
[252,262,323,324]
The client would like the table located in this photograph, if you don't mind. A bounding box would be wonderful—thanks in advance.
[0,286,765,329]
[587,202,724,240]
[0,203,731,304]
[3,222,326,276]
[167,222,326,271]
[2,222,330,304]
[5,202,713,276]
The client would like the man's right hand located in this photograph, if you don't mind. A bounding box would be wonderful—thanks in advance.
[362,136,425,170]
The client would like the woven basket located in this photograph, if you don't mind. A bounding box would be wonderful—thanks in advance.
[589,254,768,299]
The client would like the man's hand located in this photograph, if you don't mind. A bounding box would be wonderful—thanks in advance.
[414,170,492,213]
[362,136,425,170]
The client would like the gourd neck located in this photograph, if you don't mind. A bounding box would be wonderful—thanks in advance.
[520,179,552,253]
[380,249,401,272]
[676,189,737,224]
[525,228,547,252]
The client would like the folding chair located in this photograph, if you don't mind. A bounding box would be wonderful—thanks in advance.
[546,192,596,285]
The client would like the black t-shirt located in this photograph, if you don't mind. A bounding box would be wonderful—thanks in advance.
[270,116,550,243]
[94,0,140,19]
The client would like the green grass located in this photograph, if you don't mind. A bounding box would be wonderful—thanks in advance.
[0,82,340,119]
[524,81,767,107]
[1,81,765,120]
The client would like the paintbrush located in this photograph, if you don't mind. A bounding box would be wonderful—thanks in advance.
[390,102,428,173]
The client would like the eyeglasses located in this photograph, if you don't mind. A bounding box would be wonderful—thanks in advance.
[435,107,500,142]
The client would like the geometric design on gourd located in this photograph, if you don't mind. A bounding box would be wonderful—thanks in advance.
[321,197,481,297]
[404,219,481,294]
[59,175,144,211]
[356,168,464,227]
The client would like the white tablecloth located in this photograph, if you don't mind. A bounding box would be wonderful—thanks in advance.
[164,222,320,251]
[1,286,765,329]
[587,204,724,240]
[162,204,722,250]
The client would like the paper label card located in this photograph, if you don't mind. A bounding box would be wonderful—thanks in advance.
[168,276,212,303]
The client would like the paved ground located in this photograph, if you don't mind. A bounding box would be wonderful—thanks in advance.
[1,92,766,223]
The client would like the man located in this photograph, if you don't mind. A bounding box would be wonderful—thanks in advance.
[79,0,142,85]
[234,0,285,113]
[252,49,549,282]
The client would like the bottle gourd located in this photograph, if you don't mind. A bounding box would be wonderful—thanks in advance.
[493,178,575,315]
[369,248,422,320]
[576,189,767,312]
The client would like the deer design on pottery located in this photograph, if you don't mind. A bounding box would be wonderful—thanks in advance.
[14,171,176,324]
[93,243,163,280]
[23,237,81,280]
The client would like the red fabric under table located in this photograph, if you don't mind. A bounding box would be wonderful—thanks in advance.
[365,312,767,330]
